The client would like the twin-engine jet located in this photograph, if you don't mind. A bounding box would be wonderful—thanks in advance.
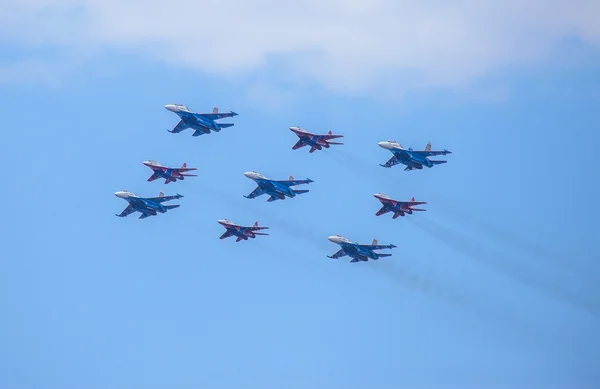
[165,104,238,136]
[289,126,344,153]
[373,193,427,218]
[143,160,198,184]
[378,140,451,171]
[115,190,183,219]
[327,235,396,263]
[218,219,270,242]
[243,171,313,202]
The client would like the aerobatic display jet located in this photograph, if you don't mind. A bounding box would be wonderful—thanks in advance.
[143,160,198,184]
[373,193,427,219]
[243,171,313,202]
[327,235,396,263]
[378,140,451,171]
[217,219,270,242]
[165,104,238,136]
[114,190,183,219]
[289,126,344,153]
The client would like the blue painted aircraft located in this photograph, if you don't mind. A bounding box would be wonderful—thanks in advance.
[217,219,269,242]
[143,160,198,184]
[243,171,313,202]
[289,126,344,153]
[378,140,451,171]
[327,235,396,263]
[165,104,238,136]
[373,193,427,219]
[114,190,183,219]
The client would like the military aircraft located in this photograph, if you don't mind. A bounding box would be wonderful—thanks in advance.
[289,126,344,153]
[114,190,183,219]
[217,219,270,242]
[143,160,198,184]
[243,171,313,202]
[378,140,451,171]
[165,104,238,136]
[373,193,427,219]
[327,235,396,262]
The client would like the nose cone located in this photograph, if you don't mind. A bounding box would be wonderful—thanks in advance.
[142,160,153,166]
[164,104,177,112]
[244,171,260,179]
[378,141,392,149]
[217,219,229,225]
[114,191,128,198]
[328,235,340,243]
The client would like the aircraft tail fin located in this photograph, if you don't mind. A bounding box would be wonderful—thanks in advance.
[159,191,164,197]
[411,197,415,201]
[293,189,309,195]
[425,142,431,151]
[254,221,258,227]
[213,106,218,113]
[328,130,332,135]
[372,238,378,245]
[182,162,187,168]
[289,175,294,180]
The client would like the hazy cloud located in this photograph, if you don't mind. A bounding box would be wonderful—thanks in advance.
[2,0,600,91]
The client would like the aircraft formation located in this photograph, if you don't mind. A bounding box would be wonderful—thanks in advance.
[115,104,453,263]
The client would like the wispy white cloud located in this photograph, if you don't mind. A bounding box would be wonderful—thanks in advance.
[2,0,600,92]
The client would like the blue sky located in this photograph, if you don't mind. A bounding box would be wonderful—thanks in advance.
[1,2,600,389]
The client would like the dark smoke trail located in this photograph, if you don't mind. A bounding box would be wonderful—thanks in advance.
[408,217,600,317]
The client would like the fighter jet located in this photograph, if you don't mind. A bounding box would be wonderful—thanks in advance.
[243,171,313,202]
[217,219,270,242]
[114,190,183,219]
[373,193,427,219]
[327,235,397,263]
[289,126,344,153]
[165,104,238,136]
[143,160,198,184]
[378,140,451,171]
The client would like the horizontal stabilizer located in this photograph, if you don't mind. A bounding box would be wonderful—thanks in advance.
[410,208,427,211]
[164,204,180,210]
[253,232,269,236]
[377,253,392,258]
[180,173,198,177]
[326,141,343,145]
[293,189,309,195]
[219,123,235,129]
[430,160,447,165]
[192,130,205,136]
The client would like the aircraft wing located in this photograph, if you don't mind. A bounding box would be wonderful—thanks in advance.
[219,231,233,239]
[327,249,347,259]
[146,194,183,203]
[357,243,397,250]
[244,186,265,199]
[381,155,401,168]
[274,178,313,186]
[169,120,189,134]
[116,204,136,217]
[195,112,237,121]
[147,172,161,182]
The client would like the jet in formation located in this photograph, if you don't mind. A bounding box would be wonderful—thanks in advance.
[165,104,238,136]
[378,140,451,171]
[289,126,344,153]
[373,193,427,219]
[327,235,396,262]
[218,219,270,242]
[143,160,198,184]
[115,190,183,219]
[243,171,313,202]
